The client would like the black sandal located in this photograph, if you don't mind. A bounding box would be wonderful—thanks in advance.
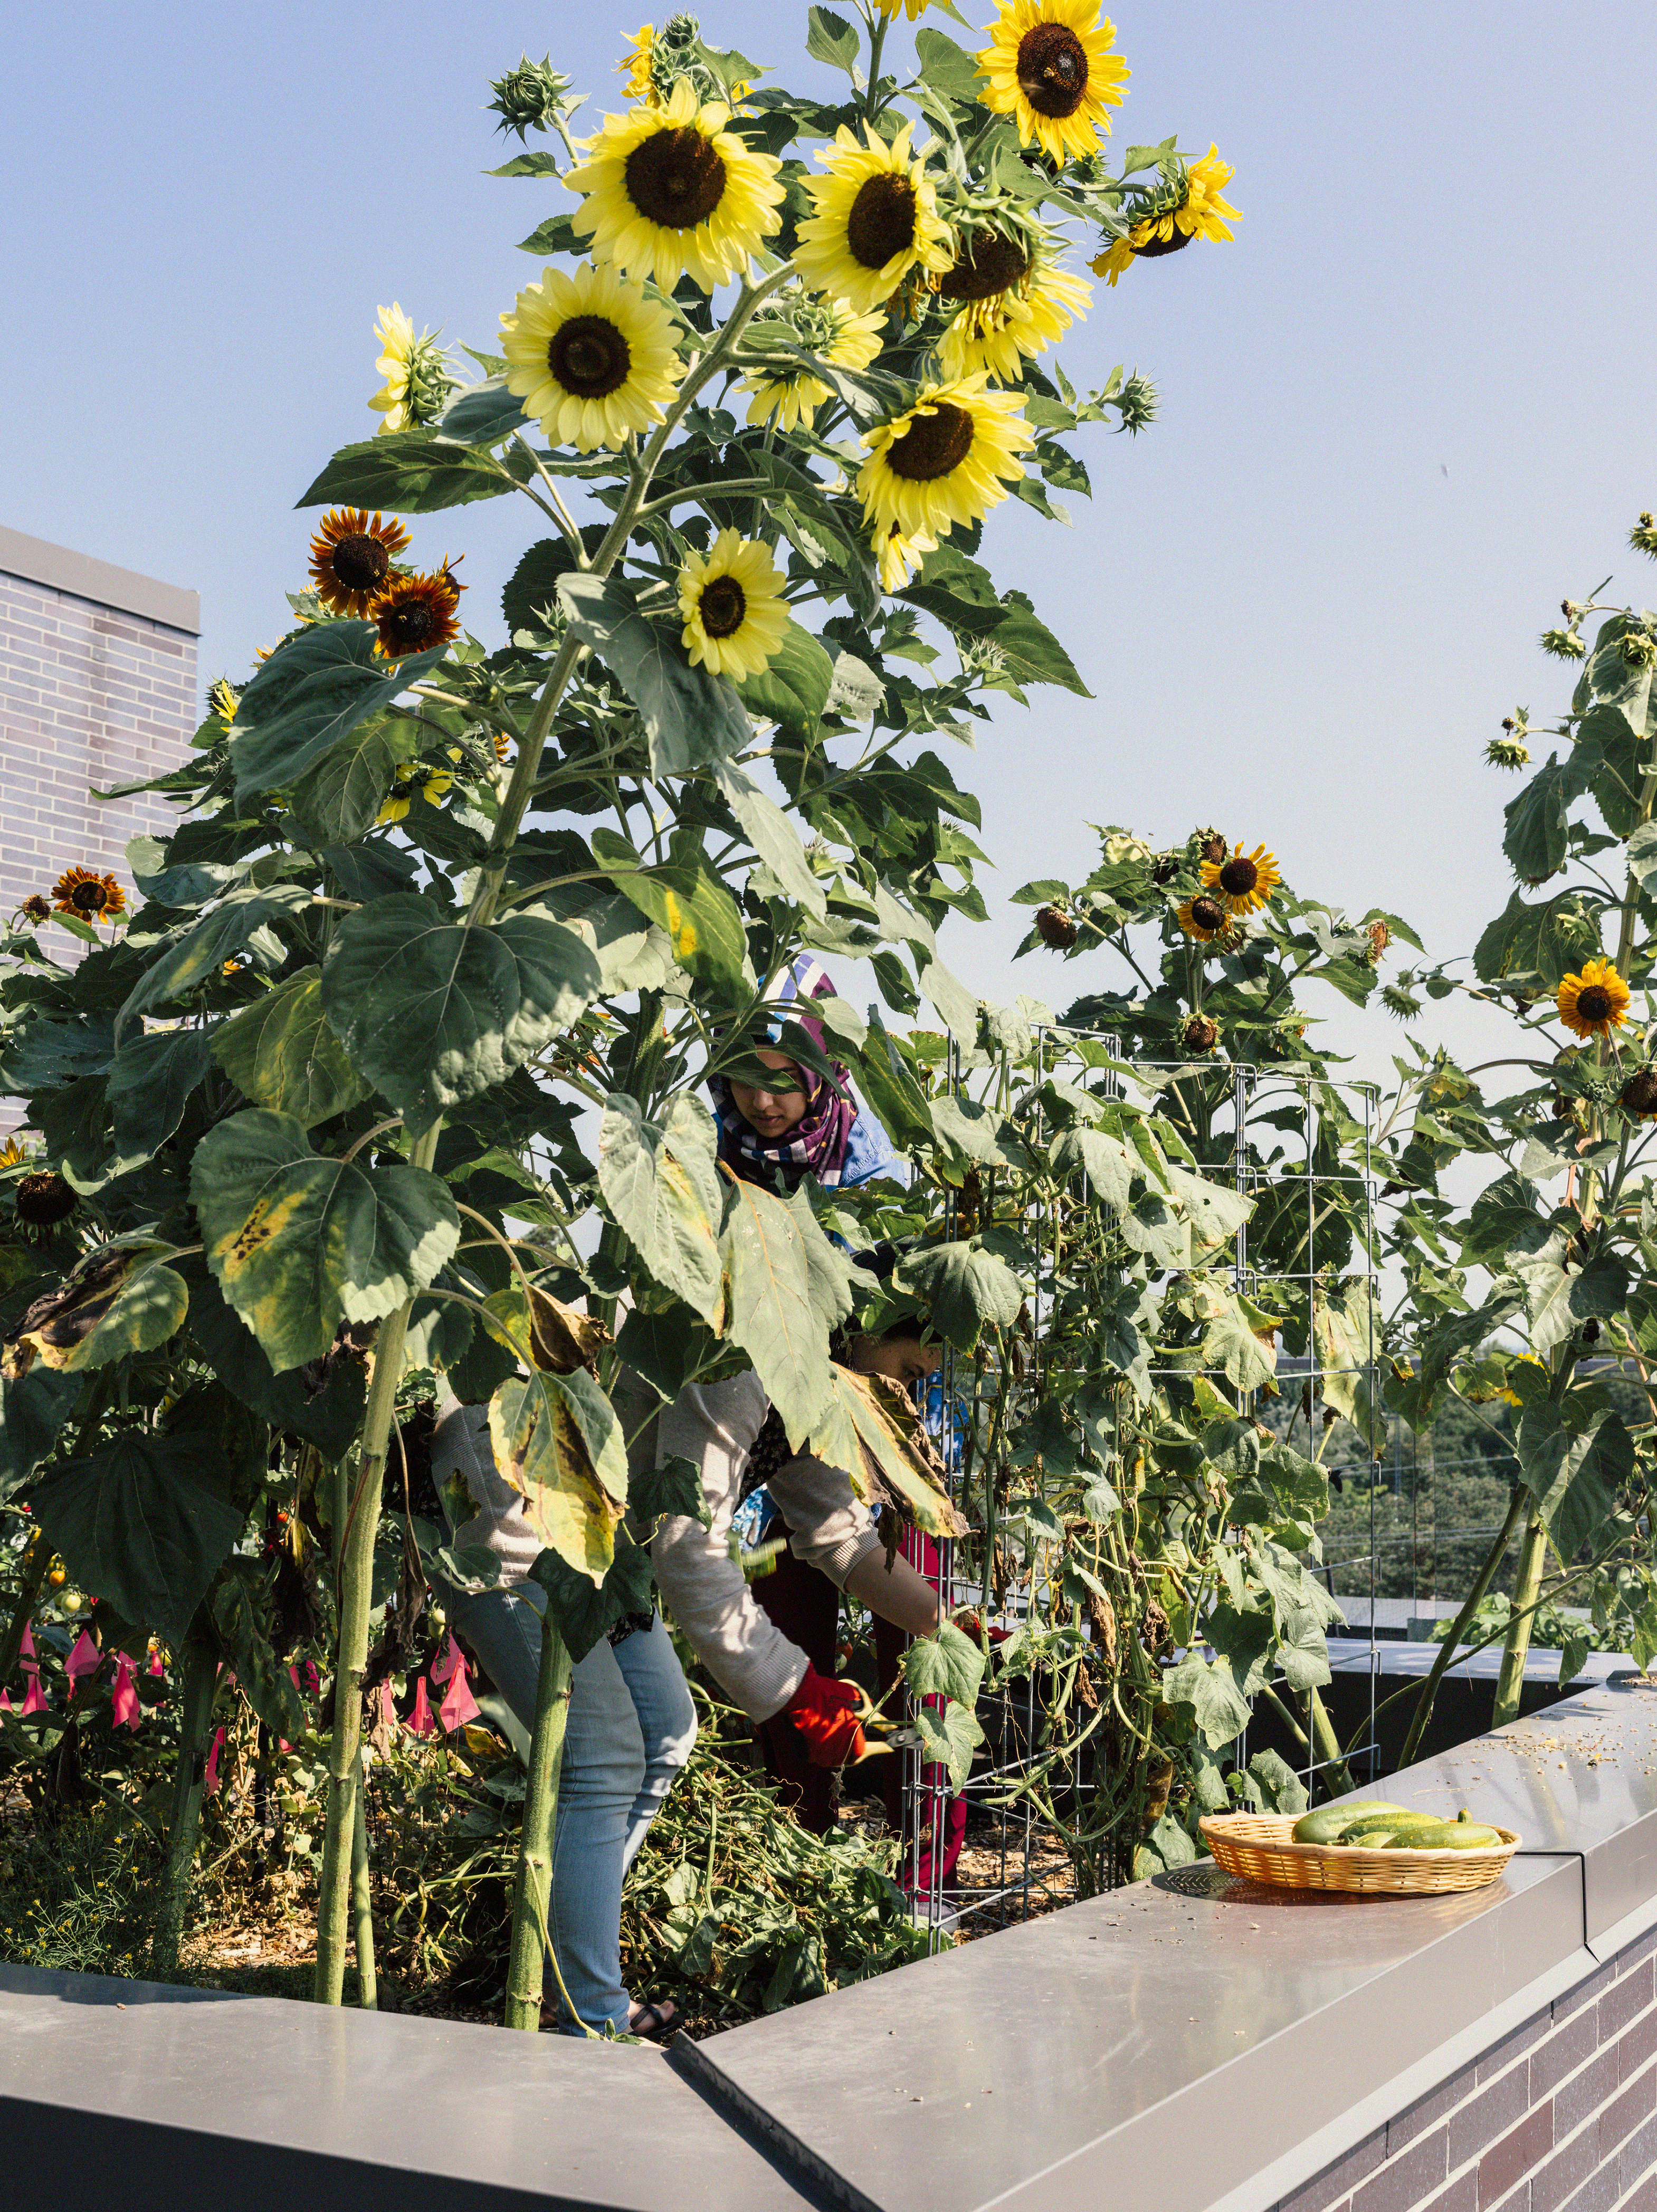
[627,1998,678,2043]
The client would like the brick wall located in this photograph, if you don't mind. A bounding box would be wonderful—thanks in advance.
[1281,1927,1657,2212]
[0,566,197,917]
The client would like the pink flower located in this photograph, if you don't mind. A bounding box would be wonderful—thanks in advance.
[1,1689,12,1712]
[147,1646,165,1678]
[111,1655,141,1731]
[378,1680,398,1733]
[429,1633,462,1686]
[438,1655,481,1734]
[65,1631,102,1686]
[408,1676,436,1738]
[19,1622,36,1663]
[20,1677,47,1717]
[204,1726,227,1796]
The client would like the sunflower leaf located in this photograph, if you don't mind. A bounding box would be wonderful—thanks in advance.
[114,885,316,1041]
[290,718,408,845]
[730,621,834,742]
[106,1026,216,1165]
[227,622,446,800]
[589,830,750,997]
[433,375,527,446]
[558,572,752,774]
[295,431,532,514]
[211,967,370,1129]
[898,543,1090,697]
[805,5,860,77]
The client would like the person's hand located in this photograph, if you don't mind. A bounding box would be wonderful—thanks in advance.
[785,1665,868,1767]
[950,1607,1011,1646]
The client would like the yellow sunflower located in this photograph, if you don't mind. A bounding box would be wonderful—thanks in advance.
[677,530,788,679]
[1200,840,1281,917]
[501,260,682,454]
[206,675,240,725]
[566,77,784,292]
[1557,958,1631,1041]
[51,867,127,923]
[977,1,1129,167]
[368,304,457,433]
[795,120,955,315]
[377,760,458,827]
[1176,894,1228,944]
[370,568,464,662]
[877,0,933,14]
[1091,144,1240,285]
[307,508,413,618]
[620,22,657,102]
[0,1136,29,1169]
[856,374,1033,542]
[936,227,1092,384]
[874,520,939,594]
[739,297,887,432]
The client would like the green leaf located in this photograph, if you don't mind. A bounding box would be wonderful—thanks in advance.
[806,4,861,75]
[1205,1603,1277,1697]
[227,623,445,799]
[598,1093,726,1326]
[1162,1652,1251,1749]
[899,544,1090,696]
[433,375,527,446]
[855,1009,934,1150]
[191,1108,461,1372]
[1512,1243,1627,1357]
[823,650,885,720]
[1516,1401,1628,1558]
[788,1183,861,1334]
[1202,1298,1278,1393]
[529,1531,655,1663]
[812,1368,965,1539]
[590,832,749,998]
[897,1238,1023,1353]
[211,1558,308,1739]
[212,967,371,1128]
[559,573,751,775]
[710,758,828,917]
[321,895,602,1137]
[31,1428,247,1642]
[912,26,983,99]
[7,1245,187,1375]
[631,1453,710,1529]
[731,621,834,741]
[106,1026,215,1162]
[1051,1126,1132,1209]
[290,719,403,844]
[1165,1164,1253,1248]
[1502,759,1573,881]
[0,1369,81,1500]
[931,1094,1021,1169]
[1406,1294,1523,1419]
[721,1175,833,1446]
[903,1622,985,1707]
[908,1697,984,1790]
[185,1262,367,1460]
[296,431,522,513]
[490,1369,628,1584]
[115,885,315,1038]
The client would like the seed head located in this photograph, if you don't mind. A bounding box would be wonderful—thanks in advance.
[1621,628,1657,669]
[1182,1014,1218,1053]
[1035,904,1079,950]
[1620,1065,1657,1119]
[15,1171,75,1227]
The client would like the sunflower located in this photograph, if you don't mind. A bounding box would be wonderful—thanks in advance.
[877,0,933,14]
[856,374,1033,542]
[1092,144,1238,287]
[377,760,458,827]
[17,895,49,926]
[1177,894,1228,943]
[501,260,683,453]
[874,519,939,593]
[1557,958,1631,1041]
[368,303,458,433]
[307,508,413,618]
[566,77,783,292]
[1201,840,1281,917]
[936,227,1092,384]
[1620,1065,1657,1120]
[0,1136,27,1169]
[677,530,788,679]
[795,120,955,314]
[370,568,464,662]
[51,867,127,923]
[738,297,887,432]
[977,1,1129,167]
[620,22,657,102]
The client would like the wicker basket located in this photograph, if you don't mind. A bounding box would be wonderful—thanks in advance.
[1197,1811,1521,1895]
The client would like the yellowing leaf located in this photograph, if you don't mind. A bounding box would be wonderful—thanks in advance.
[489,1368,628,1584]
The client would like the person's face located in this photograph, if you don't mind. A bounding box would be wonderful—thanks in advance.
[848,1333,944,1385]
[728,1047,811,1141]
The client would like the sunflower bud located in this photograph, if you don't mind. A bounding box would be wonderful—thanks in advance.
[15,1171,76,1227]
[18,895,49,925]
[1150,855,1178,885]
[1540,627,1586,659]
[1035,904,1079,949]
[1621,1065,1657,1119]
[1621,628,1657,669]
[1365,919,1390,966]
[1112,373,1159,435]
[1182,1014,1218,1053]
[1195,829,1226,866]
[487,53,579,140]
[1630,513,1657,559]
[1486,736,1531,769]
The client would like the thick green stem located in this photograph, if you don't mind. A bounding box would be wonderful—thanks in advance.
[1491,1513,1549,1730]
[1397,1487,1527,1771]
[0,1524,50,1689]
[351,1747,378,2010]
[503,1599,577,2033]
[150,1635,218,1977]
[1307,1686,1357,1799]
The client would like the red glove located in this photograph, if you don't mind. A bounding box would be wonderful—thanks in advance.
[785,1665,867,1768]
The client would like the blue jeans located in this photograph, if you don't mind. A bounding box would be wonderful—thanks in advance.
[442,1580,697,2034]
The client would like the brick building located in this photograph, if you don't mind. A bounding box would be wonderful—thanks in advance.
[0,523,199,920]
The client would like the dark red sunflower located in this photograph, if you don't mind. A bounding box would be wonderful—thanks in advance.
[51,866,127,923]
[308,508,413,618]
[371,567,465,661]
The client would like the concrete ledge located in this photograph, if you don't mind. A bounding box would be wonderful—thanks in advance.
[0,522,199,635]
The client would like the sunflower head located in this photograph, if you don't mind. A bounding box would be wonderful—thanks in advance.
[936,224,1092,384]
[1621,627,1657,669]
[1182,1014,1218,1054]
[977,1,1129,167]
[18,895,50,926]
[308,509,413,618]
[488,53,579,141]
[1631,512,1657,559]
[677,530,788,680]
[1035,904,1078,949]
[738,294,887,433]
[874,520,939,594]
[1540,627,1586,660]
[1487,735,1531,769]
[858,374,1033,545]
[1365,921,1390,968]
[620,22,658,102]
[795,120,956,315]
[15,1171,77,1229]
[206,675,240,727]
[377,759,458,827]
[566,76,783,293]
[1382,983,1422,1022]
[51,867,126,924]
[1557,957,1631,1041]
[1621,1065,1657,1119]
[1201,840,1281,917]
[502,260,684,454]
[1177,894,1227,943]
[372,567,464,662]
[368,304,459,435]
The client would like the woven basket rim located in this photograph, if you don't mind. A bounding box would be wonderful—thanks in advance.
[1197,1810,1521,1860]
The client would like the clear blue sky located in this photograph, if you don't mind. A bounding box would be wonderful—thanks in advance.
[5,1,1654,1080]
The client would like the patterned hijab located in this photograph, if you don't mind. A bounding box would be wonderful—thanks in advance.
[710,954,859,1190]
